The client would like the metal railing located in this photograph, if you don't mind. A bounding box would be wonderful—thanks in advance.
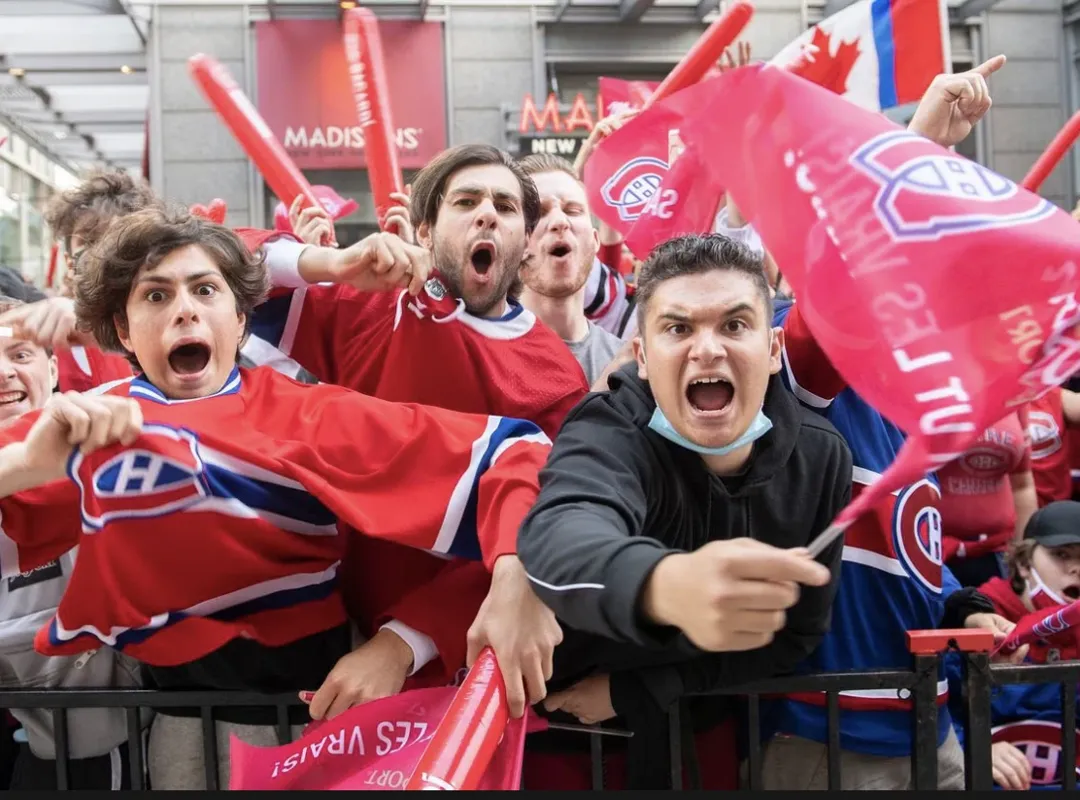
[0,630,1076,791]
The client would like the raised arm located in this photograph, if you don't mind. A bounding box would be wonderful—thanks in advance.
[279,382,551,570]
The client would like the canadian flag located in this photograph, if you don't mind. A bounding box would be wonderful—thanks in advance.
[771,0,950,113]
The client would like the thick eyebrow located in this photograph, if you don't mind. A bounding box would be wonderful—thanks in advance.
[721,301,758,319]
[447,184,521,206]
[656,310,693,325]
[656,302,759,325]
[134,271,217,287]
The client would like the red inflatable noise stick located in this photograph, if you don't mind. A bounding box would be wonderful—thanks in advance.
[189,198,228,224]
[273,185,359,235]
[405,647,510,791]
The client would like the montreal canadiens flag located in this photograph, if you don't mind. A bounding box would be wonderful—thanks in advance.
[687,63,1080,532]
[771,0,949,113]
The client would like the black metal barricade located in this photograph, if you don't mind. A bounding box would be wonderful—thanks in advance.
[957,651,1080,792]
[0,632,1075,791]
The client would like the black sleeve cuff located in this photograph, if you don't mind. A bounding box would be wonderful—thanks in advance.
[941,587,995,630]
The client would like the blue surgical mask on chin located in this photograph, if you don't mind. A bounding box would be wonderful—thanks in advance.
[647,405,773,456]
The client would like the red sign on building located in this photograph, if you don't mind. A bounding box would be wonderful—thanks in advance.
[255,20,447,170]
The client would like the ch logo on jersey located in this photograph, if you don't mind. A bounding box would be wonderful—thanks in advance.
[424,277,447,301]
[851,131,1055,242]
[72,424,210,532]
[961,444,1008,476]
[993,720,1079,785]
[892,479,943,594]
[600,157,668,222]
[1028,410,1062,460]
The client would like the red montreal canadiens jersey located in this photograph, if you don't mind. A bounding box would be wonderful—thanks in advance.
[1028,389,1071,507]
[236,229,588,440]
[772,300,957,757]
[54,345,132,394]
[0,367,550,667]
[936,411,1030,560]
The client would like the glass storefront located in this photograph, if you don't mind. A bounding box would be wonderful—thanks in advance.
[0,122,78,287]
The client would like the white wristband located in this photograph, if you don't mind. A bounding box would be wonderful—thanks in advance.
[262,238,311,288]
[380,619,439,676]
[713,206,765,257]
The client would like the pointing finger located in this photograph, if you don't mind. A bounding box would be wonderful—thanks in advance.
[974,54,1007,79]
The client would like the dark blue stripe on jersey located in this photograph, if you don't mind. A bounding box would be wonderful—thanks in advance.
[249,293,293,349]
[489,298,526,323]
[128,367,242,405]
[450,417,544,561]
[202,463,337,528]
[47,575,338,651]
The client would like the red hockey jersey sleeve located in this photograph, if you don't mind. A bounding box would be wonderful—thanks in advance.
[339,535,488,683]
[275,382,552,570]
[55,346,133,394]
[379,559,490,682]
[781,301,847,406]
[0,410,81,579]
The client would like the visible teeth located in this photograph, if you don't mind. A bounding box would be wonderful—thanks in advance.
[0,391,25,404]
[692,377,726,385]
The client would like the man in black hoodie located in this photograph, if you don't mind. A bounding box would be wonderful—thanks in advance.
[516,234,851,783]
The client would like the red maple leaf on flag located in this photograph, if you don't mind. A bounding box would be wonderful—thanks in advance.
[787,26,861,96]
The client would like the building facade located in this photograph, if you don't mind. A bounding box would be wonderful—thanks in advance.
[146,0,1073,236]
[0,120,77,284]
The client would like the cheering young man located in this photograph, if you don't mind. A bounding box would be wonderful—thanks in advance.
[517,234,850,786]
[0,206,554,788]
[516,154,623,387]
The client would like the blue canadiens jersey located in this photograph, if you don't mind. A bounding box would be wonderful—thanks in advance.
[766,300,958,757]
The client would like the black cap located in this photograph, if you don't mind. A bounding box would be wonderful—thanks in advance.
[1024,501,1080,548]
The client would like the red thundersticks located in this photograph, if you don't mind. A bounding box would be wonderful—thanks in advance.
[343,8,406,235]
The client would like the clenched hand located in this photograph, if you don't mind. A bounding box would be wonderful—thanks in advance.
[641,538,831,652]
[466,555,563,718]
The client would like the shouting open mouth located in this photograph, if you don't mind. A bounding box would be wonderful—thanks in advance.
[469,242,496,276]
[168,340,211,377]
[686,376,734,414]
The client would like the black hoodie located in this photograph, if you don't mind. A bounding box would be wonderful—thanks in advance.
[518,363,851,701]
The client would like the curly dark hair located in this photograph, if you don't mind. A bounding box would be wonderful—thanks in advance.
[45,168,158,248]
[75,205,269,371]
[409,144,541,235]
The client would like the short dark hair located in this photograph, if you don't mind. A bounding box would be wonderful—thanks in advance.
[45,168,158,248]
[518,153,579,183]
[635,233,771,330]
[75,205,269,371]
[410,144,541,234]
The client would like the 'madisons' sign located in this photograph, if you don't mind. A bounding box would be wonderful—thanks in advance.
[519,93,601,135]
[255,20,447,170]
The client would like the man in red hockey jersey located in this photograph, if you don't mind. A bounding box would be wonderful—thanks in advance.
[240,145,585,720]
[0,206,555,788]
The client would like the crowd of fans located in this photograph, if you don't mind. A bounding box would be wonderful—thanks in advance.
[0,54,1075,793]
